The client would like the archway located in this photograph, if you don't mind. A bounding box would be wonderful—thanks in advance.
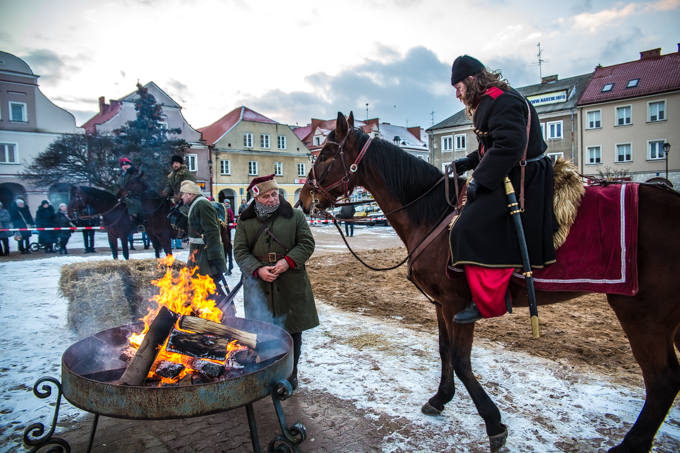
[49,182,72,208]
[278,188,287,204]
[294,188,301,205]
[218,189,237,211]
[0,183,26,209]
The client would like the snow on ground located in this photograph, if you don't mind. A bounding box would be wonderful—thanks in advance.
[1,245,679,452]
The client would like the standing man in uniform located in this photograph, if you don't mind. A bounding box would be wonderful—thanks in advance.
[233,175,318,390]
[448,55,556,323]
[179,180,233,316]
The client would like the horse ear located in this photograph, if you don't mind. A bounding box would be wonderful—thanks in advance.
[347,111,355,129]
[335,111,348,141]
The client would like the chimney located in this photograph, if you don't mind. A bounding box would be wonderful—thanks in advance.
[407,126,423,139]
[640,48,661,60]
[98,96,107,113]
[541,75,558,84]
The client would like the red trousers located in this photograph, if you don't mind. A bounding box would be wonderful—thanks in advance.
[464,265,514,318]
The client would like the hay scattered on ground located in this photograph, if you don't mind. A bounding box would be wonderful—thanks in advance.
[59,258,186,337]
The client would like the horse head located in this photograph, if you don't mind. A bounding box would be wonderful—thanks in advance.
[68,185,87,221]
[118,171,151,198]
[300,111,365,214]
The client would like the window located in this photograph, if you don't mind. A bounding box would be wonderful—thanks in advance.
[602,83,614,92]
[626,79,639,88]
[298,163,306,176]
[9,102,27,122]
[547,121,563,140]
[587,146,601,165]
[274,161,283,176]
[616,106,632,126]
[615,143,632,163]
[220,159,231,175]
[314,137,321,146]
[260,134,270,149]
[649,101,666,122]
[277,135,287,150]
[186,154,197,171]
[248,161,258,176]
[244,133,253,148]
[540,123,545,138]
[441,136,453,152]
[547,152,564,164]
[158,122,168,131]
[454,134,466,151]
[0,143,18,163]
[648,140,667,160]
[586,110,601,129]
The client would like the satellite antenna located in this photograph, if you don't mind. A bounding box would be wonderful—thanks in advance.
[531,43,549,80]
[431,110,435,127]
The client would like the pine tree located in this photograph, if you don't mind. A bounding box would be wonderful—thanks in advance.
[113,83,189,191]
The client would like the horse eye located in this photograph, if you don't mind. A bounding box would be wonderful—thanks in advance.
[318,155,327,162]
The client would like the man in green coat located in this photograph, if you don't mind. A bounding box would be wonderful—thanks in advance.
[162,155,195,203]
[233,174,318,390]
[180,180,232,315]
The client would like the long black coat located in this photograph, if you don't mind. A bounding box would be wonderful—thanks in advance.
[9,201,33,240]
[36,204,57,244]
[450,87,556,269]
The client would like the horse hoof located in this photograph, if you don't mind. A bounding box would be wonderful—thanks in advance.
[489,424,508,453]
[421,402,442,416]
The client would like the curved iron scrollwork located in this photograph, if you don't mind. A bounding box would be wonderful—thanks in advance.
[268,379,307,452]
[23,376,71,453]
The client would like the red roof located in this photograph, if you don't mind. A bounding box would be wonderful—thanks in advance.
[293,125,311,141]
[578,51,680,106]
[198,106,279,145]
[81,100,122,134]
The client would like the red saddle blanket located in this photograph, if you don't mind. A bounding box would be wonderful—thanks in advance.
[448,183,640,296]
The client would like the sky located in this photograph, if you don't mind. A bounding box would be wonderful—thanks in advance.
[1,0,679,132]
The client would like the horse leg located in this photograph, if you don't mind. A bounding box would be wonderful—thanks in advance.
[122,237,129,260]
[108,234,118,260]
[149,234,162,259]
[422,304,456,415]
[607,295,680,453]
[449,319,507,451]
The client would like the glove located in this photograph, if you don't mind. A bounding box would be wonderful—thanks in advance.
[160,191,169,198]
[466,179,481,204]
[208,259,224,274]
[454,157,474,174]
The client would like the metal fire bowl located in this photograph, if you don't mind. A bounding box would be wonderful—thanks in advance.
[61,317,293,420]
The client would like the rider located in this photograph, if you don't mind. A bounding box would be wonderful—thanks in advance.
[161,155,195,239]
[115,157,145,233]
[448,55,556,323]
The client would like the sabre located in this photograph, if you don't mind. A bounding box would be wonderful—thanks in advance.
[503,177,540,338]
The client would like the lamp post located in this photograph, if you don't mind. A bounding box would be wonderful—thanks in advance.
[663,142,671,182]
[207,158,213,198]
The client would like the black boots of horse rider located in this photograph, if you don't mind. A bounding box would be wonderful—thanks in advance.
[289,332,302,390]
[130,213,145,233]
[453,290,513,324]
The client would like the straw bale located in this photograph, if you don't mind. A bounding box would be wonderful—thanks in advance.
[59,258,186,337]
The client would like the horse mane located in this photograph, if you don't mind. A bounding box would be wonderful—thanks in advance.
[79,186,118,205]
[348,129,459,226]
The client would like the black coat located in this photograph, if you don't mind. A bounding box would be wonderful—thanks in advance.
[36,204,57,244]
[9,201,33,240]
[450,87,556,269]
[338,205,355,219]
[54,211,73,240]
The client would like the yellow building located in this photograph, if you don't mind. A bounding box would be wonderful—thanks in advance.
[199,106,311,207]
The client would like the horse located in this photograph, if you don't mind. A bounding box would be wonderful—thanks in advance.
[68,183,172,260]
[299,111,680,453]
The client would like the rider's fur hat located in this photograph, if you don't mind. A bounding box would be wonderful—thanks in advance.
[171,155,184,165]
[119,157,132,167]
[247,174,278,197]
[180,180,202,195]
[451,55,485,85]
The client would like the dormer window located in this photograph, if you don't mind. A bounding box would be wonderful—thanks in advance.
[626,79,640,88]
[602,83,614,92]
[393,136,401,145]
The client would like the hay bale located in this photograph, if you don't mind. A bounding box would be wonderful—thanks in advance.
[59,258,186,337]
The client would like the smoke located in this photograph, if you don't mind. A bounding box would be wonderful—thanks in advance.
[241,275,288,331]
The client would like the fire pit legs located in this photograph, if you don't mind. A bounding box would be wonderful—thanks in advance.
[267,380,307,453]
[22,376,71,453]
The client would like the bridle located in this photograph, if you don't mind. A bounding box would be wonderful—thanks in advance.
[303,130,372,214]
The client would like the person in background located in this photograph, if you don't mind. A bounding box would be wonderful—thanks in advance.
[10,197,33,254]
[224,199,235,273]
[142,231,151,250]
[238,198,248,216]
[128,233,136,251]
[55,203,74,255]
[171,236,183,250]
[35,200,57,253]
[338,200,355,237]
[79,204,99,253]
[115,157,145,233]
[0,202,11,256]
[161,155,195,203]
[233,174,318,390]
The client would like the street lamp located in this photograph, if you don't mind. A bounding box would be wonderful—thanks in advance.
[207,158,213,198]
[663,142,671,181]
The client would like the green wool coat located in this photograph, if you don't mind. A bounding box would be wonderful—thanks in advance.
[163,165,196,197]
[187,196,227,276]
[233,199,318,334]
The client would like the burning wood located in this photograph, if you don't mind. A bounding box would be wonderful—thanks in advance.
[155,361,185,380]
[187,359,225,378]
[179,315,258,349]
[166,331,233,361]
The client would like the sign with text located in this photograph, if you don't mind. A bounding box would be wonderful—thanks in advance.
[527,90,567,107]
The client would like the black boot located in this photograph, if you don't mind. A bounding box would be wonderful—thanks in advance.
[453,301,483,324]
[289,332,302,390]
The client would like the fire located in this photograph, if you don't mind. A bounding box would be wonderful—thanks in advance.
[128,255,244,384]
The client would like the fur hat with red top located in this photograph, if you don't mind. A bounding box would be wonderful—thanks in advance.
[247,174,278,197]
[119,157,132,167]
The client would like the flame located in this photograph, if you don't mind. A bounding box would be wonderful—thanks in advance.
[127,255,244,384]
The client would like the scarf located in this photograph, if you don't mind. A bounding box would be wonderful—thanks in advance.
[255,201,280,221]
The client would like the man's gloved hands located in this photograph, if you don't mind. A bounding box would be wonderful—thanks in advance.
[208,259,224,274]
[466,179,482,204]
[454,157,474,174]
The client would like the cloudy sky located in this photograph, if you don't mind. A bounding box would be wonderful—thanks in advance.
[1,0,678,131]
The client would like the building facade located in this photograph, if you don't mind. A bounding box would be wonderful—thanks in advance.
[578,47,680,186]
[81,82,209,195]
[199,107,311,207]
[0,51,83,209]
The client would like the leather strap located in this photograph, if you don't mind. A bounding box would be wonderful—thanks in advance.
[254,253,286,263]
[264,227,290,253]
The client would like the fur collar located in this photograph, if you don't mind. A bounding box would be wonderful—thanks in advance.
[239,197,294,221]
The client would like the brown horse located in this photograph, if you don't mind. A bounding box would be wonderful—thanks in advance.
[299,112,680,453]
